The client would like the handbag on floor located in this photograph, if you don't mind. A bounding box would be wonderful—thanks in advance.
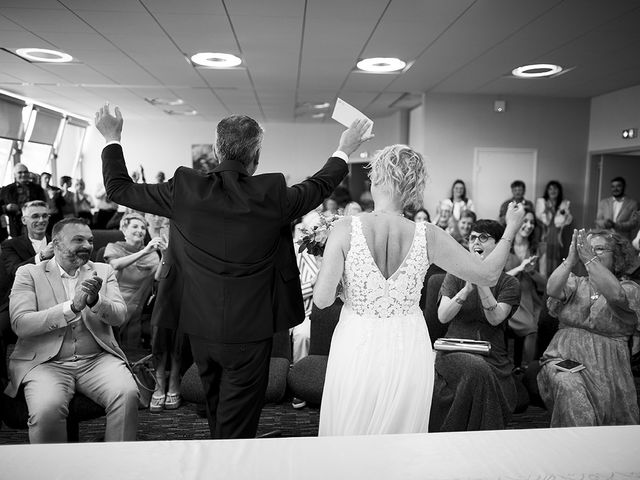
[130,354,157,409]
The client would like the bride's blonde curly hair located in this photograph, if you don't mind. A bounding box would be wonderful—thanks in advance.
[368,144,427,210]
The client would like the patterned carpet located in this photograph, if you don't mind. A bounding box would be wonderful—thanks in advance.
[2,375,638,444]
[0,397,551,444]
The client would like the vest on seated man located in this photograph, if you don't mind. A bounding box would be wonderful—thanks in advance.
[5,217,139,443]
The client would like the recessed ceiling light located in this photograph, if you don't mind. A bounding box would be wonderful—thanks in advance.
[312,113,325,119]
[145,97,184,106]
[512,63,563,78]
[190,52,241,68]
[312,102,330,109]
[16,48,73,63]
[356,57,406,73]
[164,109,198,116]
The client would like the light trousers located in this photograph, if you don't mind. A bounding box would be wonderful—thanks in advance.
[291,316,311,364]
[22,352,139,443]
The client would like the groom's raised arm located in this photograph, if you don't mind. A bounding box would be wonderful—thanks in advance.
[96,104,174,218]
[284,118,373,222]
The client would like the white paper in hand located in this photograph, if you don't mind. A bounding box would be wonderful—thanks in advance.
[331,98,373,136]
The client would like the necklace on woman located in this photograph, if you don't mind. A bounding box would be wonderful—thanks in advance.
[589,282,600,301]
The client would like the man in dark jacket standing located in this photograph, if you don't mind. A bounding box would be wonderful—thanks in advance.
[95,104,372,438]
[0,163,46,240]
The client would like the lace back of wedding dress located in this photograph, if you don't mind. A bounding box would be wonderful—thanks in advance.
[343,216,429,318]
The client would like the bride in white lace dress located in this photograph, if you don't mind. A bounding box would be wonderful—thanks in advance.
[314,145,524,436]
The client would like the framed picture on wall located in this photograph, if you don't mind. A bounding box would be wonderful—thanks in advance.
[192,144,219,174]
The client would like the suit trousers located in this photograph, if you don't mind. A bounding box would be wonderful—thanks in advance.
[22,352,139,443]
[189,335,273,439]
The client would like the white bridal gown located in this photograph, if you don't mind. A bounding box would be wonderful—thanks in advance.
[318,216,434,435]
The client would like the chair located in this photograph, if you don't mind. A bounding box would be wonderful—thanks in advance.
[0,343,106,442]
[90,229,124,262]
[180,329,293,406]
[423,273,448,343]
[287,299,342,405]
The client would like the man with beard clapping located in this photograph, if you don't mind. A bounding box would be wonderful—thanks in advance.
[4,217,138,443]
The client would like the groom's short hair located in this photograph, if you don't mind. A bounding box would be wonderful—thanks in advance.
[215,115,264,168]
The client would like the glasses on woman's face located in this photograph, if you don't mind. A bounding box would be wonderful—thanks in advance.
[592,245,613,256]
[469,233,492,244]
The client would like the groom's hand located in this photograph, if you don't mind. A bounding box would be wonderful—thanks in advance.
[95,103,123,143]
[337,118,374,157]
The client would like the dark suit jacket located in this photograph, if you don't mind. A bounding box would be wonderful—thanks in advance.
[0,182,46,238]
[102,143,348,343]
[0,235,46,311]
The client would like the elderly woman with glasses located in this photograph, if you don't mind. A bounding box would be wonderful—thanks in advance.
[104,212,165,351]
[430,219,521,432]
[538,228,640,427]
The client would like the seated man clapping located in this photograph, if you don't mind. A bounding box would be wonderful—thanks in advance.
[4,218,139,443]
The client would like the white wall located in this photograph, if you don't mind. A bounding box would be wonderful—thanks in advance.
[409,93,591,225]
[589,85,640,152]
[81,112,403,197]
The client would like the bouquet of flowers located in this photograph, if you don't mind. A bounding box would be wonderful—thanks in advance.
[297,214,340,256]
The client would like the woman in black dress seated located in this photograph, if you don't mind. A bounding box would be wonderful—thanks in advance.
[430,219,521,432]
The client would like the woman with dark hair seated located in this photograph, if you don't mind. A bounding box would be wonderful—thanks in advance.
[505,206,546,370]
[538,229,640,427]
[431,219,521,432]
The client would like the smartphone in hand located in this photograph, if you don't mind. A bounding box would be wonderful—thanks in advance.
[554,359,585,373]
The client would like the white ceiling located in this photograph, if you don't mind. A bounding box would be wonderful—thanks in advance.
[1,0,640,123]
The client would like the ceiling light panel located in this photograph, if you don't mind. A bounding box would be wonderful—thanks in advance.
[357,57,406,73]
[512,63,562,78]
[191,52,241,68]
[16,48,73,63]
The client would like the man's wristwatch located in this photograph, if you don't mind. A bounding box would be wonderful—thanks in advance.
[70,301,81,314]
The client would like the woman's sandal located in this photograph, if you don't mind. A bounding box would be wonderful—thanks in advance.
[149,393,166,413]
[164,392,182,410]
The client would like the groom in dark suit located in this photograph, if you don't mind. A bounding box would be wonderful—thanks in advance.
[95,105,372,438]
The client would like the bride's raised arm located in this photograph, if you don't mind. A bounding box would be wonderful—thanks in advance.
[427,202,524,286]
[313,217,350,309]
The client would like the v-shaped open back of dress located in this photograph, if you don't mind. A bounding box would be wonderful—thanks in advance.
[318,216,435,436]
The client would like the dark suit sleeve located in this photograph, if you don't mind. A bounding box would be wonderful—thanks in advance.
[101,143,174,218]
[284,157,348,222]
[32,185,46,202]
[0,185,9,214]
[2,239,35,277]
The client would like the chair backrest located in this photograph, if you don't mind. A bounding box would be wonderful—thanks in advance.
[423,273,448,343]
[308,298,343,356]
[90,229,124,262]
